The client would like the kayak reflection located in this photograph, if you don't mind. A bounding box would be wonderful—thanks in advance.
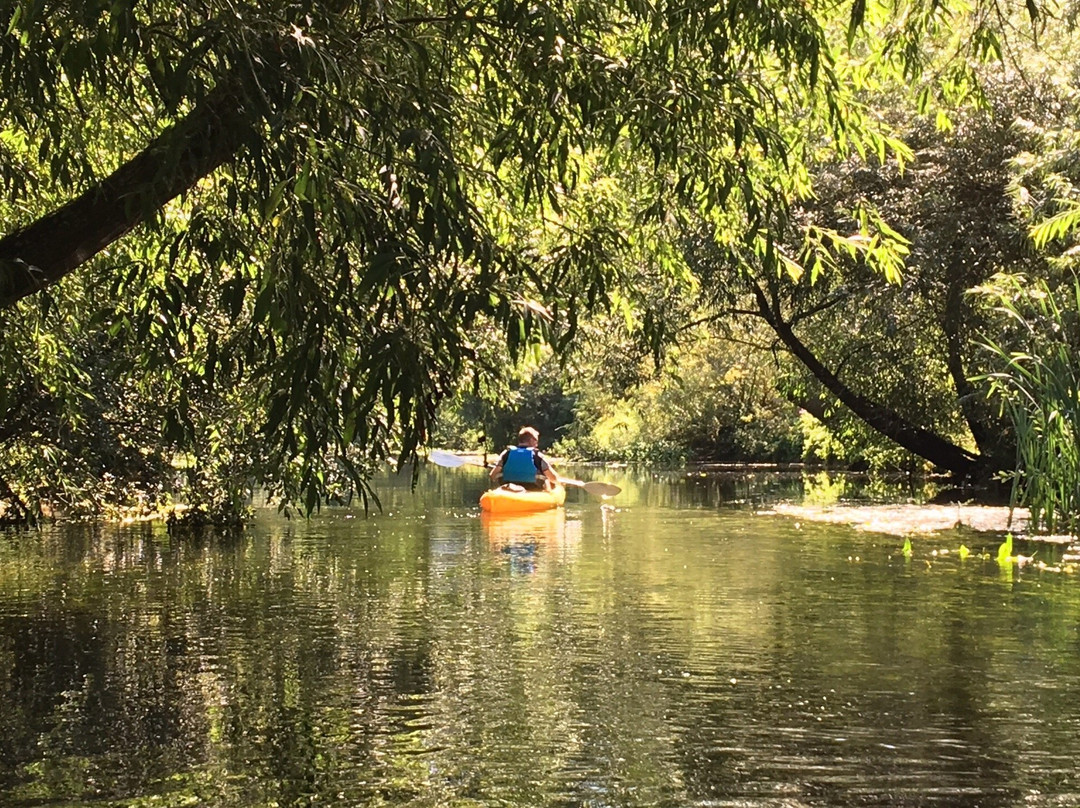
[480,510,582,574]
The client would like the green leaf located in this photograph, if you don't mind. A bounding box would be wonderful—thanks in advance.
[1030,204,1080,249]
[847,0,866,46]
[996,533,1013,566]
[262,178,290,220]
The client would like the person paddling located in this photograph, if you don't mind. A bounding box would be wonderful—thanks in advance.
[489,427,559,491]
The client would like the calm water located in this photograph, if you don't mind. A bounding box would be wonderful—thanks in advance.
[2,466,1080,807]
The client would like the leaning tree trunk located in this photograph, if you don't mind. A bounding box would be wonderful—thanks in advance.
[940,271,1010,462]
[0,82,250,311]
[751,281,981,476]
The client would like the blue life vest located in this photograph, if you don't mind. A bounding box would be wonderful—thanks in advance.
[501,447,540,484]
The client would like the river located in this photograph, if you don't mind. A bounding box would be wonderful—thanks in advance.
[1,464,1079,807]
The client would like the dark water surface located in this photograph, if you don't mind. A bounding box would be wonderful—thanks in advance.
[2,466,1080,807]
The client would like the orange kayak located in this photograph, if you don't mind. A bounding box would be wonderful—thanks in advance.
[479,483,567,514]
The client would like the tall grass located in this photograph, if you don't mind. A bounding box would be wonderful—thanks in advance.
[979,273,1080,536]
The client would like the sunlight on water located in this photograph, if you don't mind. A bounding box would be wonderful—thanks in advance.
[2,466,1080,806]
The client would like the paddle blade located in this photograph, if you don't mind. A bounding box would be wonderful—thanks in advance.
[558,476,621,497]
[428,449,469,468]
[581,480,621,497]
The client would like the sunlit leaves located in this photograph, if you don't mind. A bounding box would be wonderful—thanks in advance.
[977,273,1080,536]
[0,0,1058,519]
[1030,203,1080,249]
[997,532,1014,564]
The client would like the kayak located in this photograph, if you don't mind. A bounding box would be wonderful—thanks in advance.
[479,483,567,514]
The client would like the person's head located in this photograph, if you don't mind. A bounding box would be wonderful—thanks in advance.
[517,426,540,447]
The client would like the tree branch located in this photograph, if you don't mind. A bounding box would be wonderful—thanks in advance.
[748,278,982,475]
[0,81,251,310]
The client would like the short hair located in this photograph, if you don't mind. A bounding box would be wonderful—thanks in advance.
[518,426,540,442]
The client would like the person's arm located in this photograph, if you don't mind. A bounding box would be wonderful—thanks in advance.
[489,450,506,482]
[537,454,558,484]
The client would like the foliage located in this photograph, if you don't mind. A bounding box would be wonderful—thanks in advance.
[431,350,578,453]
[0,292,174,521]
[0,0,1055,520]
[795,403,927,472]
[0,0,848,518]
[433,314,804,465]
[550,326,802,463]
[798,410,849,464]
[432,165,699,457]
[978,273,1080,535]
[682,61,1071,476]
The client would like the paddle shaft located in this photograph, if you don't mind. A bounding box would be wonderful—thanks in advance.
[427,450,620,497]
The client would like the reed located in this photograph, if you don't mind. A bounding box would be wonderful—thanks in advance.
[979,273,1080,536]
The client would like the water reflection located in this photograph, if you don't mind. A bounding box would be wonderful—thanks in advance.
[481,511,582,575]
[2,468,1080,807]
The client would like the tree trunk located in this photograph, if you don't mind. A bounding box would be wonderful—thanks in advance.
[0,82,250,310]
[940,270,1001,457]
[751,281,981,476]
[783,389,831,424]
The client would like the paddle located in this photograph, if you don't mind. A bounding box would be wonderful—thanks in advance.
[428,449,621,498]
[557,476,622,498]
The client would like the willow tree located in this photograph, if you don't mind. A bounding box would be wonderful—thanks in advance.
[673,8,1065,480]
[698,75,1056,477]
[0,0,1044,517]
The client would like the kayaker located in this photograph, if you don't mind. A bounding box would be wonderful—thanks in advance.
[489,426,559,491]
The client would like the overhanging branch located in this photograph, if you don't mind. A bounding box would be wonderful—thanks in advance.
[0,81,250,310]
[749,278,982,475]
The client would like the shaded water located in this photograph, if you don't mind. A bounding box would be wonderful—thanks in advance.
[2,465,1080,807]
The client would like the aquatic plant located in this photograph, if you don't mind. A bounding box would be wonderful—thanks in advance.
[979,274,1080,536]
[996,533,1014,566]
